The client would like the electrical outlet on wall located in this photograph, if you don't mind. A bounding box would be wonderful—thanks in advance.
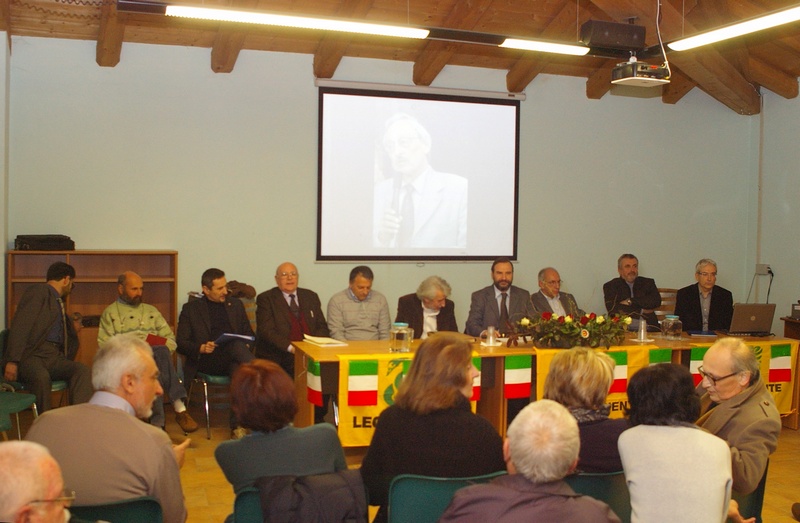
[755,263,771,275]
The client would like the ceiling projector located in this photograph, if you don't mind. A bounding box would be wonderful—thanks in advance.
[612,60,670,87]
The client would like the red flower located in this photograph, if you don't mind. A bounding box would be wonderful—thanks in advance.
[541,311,553,321]
[612,316,619,323]
[580,315,589,325]
[589,312,597,320]
[558,316,565,324]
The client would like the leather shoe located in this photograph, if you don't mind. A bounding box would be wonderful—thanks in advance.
[792,502,800,521]
[175,411,199,433]
[231,427,248,440]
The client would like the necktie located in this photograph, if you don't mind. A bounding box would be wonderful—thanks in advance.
[499,292,509,330]
[398,185,415,247]
[289,294,300,318]
[58,297,68,356]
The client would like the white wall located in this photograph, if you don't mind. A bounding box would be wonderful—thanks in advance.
[7,36,774,329]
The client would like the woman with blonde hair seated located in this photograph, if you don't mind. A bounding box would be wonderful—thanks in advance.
[543,348,628,473]
[360,333,505,522]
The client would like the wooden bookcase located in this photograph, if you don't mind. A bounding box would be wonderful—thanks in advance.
[6,250,178,367]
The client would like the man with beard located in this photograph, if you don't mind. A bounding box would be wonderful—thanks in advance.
[603,253,661,331]
[2,262,92,412]
[99,271,198,433]
[27,334,189,523]
[465,258,534,337]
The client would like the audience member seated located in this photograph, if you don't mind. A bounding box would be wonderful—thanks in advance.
[255,262,329,377]
[3,261,92,413]
[531,267,585,318]
[603,253,661,331]
[0,440,78,523]
[177,268,255,439]
[697,337,781,495]
[465,257,534,337]
[543,348,627,473]
[440,400,621,523]
[98,271,198,433]
[673,258,734,332]
[26,334,189,523]
[395,275,458,339]
[620,363,753,523]
[327,265,391,341]
[360,333,504,522]
[215,360,347,522]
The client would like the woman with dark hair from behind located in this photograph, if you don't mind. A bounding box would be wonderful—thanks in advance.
[360,333,505,522]
[214,360,346,519]
[543,348,628,472]
[619,364,752,523]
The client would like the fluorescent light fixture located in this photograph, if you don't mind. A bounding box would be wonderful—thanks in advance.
[164,5,430,39]
[668,5,800,51]
[500,38,590,56]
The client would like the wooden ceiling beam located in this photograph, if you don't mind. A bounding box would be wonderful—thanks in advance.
[412,0,495,86]
[210,0,263,73]
[505,1,582,93]
[0,0,10,50]
[314,0,375,79]
[662,68,695,104]
[97,0,124,67]
[586,61,616,99]
[748,56,799,98]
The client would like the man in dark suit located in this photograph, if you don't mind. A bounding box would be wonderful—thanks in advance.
[603,254,661,330]
[395,275,459,339]
[255,262,329,378]
[465,258,534,337]
[3,262,92,412]
[176,267,254,438]
[674,258,733,332]
[530,267,585,318]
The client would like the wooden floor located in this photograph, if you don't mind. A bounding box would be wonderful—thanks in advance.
[6,400,800,523]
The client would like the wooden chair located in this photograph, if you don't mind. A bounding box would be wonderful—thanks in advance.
[565,471,631,523]
[70,496,163,523]
[387,471,507,523]
[654,288,679,325]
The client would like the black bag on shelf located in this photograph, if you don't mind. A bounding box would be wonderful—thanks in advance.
[14,234,75,251]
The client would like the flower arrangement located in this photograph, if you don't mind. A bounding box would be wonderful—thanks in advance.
[510,312,632,349]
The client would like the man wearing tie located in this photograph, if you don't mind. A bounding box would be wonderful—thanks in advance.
[465,258,534,337]
[2,262,92,412]
[255,262,329,378]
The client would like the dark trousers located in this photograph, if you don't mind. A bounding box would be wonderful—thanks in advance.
[150,344,189,427]
[198,340,254,428]
[18,342,92,412]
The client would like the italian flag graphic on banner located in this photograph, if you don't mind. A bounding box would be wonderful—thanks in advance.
[769,344,792,382]
[471,357,481,402]
[690,346,710,386]
[348,360,378,406]
[504,355,532,399]
[649,348,672,366]
[306,359,323,407]
[608,351,628,393]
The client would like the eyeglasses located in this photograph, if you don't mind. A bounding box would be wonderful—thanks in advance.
[697,272,717,277]
[28,489,76,508]
[697,365,738,386]
[278,272,298,278]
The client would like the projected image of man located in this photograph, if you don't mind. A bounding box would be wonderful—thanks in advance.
[373,113,468,249]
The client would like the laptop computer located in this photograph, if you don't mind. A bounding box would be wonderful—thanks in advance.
[721,303,777,337]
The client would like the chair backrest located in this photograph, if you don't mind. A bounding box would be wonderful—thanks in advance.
[731,460,769,523]
[655,288,678,324]
[564,471,631,523]
[0,329,8,361]
[387,471,507,523]
[233,487,261,523]
[70,496,163,523]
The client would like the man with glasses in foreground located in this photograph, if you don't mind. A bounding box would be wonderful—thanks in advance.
[530,267,585,318]
[696,337,781,496]
[674,258,734,332]
[0,440,78,523]
[26,334,189,523]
